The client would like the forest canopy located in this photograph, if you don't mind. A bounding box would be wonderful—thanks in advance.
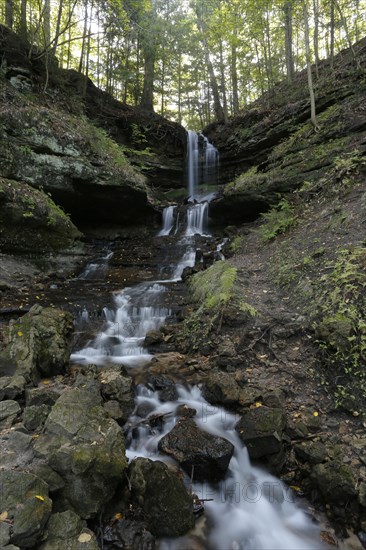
[1,0,365,129]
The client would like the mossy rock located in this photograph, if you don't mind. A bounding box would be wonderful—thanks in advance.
[310,460,356,502]
[235,406,287,459]
[0,177,81,252]
[4,305,73,384]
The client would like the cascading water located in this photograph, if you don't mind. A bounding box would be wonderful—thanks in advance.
[126,386,325,550]
[72,129,325,549]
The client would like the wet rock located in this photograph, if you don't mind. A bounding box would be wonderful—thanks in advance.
[146,375,178,402]
[358,482,366,507]
[103,399,125,422]
[33,387,127,519]
[103,519,155,549]
[286,418,309,440]
[0,470,52,548]
[4,305,73,383]
[294,441,327,464]
[99,366,135,422]
[30,464,65,493]
[0,399,21,429]
[0,375,26,400]
[235,406,287,459]
[0,521,11,546]
[128,457,195,537]
[144,330,164,347]
[158,418,234,481]
[23,404,51,431]
[0,431,34,469]
[310,460,356,502]
[203,372,264,409]
[39,510,99,550]
[25,386,61,407]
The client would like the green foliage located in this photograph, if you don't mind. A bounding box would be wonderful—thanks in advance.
[314,247,366,412]
[179,260,257,352]
[190,261,238,310]
[230,235,244,253]
[257,198,297,242]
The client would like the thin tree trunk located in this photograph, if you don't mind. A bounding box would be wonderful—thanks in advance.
[284,1,294,83]
[302,0,319,130]
[78,0,89,73]
[43,0,51,48]
[141,42,155,110]
[330,0,335,69]
[20,0,27,39]
[52,0,65,54]
[333,0,360,68]
[5,0,14,29]
[219,39,228,121]
[195,9,225,123]
[231,31,239,115]
[313,0,319,78]
[177,54,182,125]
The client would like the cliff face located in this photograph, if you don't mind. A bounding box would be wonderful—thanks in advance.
[0,24,187,239]
[206,38,366,224]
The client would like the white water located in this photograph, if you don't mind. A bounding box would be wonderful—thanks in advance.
[127,386,325,550]
[72,129,325,548]
[158,205,176,236]
[79,250,113,280]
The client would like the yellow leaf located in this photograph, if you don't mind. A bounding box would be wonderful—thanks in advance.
[0,511,8,521]
[353,411,360,417]
[114,512,123,520]
[255,402,262,408]
[289,485,302,492]
[17,331,23,337]
[78,533,92,543]
[313,411,319,417]
[35,495,45,502]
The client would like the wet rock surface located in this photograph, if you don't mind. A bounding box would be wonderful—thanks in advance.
[128,457,195,537]
[158,417,234,481]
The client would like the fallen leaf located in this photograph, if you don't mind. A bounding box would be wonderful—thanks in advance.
[17,331,23,337]
[320,531,337,546]
[35,495,45,502]
[255,402,263,408]
[353,411,360,417]
[313,411,319,417]
[78,533,92,543]
[0,511,8,521]
[114,512,123,520]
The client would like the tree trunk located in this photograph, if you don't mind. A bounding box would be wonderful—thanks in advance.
[231,33,239,115]
[78,0,89,73]
[329,0,335,69]
[20,0,27,39]
[141,42,155,111]
[333,0,360,68]
[5,0,14,29]
[52,0,65,53]
[313,0,319,78]
[195,9,225,123]
[284,1,294,83]
[219,39,228,120]
[302,0,318,130]
[43,0,51,48]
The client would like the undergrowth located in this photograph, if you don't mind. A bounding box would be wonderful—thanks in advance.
[179,261,257,352]
[257,197,297,242]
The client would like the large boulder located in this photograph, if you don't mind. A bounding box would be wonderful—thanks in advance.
[158,418,234,481]
[3,304,73,383]
[99,366,135,423]
[128,458,195,537]
[310,460,356,502]
[33,387,127,519]
[0,375,26,400]
[235,406,287,459]
[0,470,52,548]
[0,177,81,252]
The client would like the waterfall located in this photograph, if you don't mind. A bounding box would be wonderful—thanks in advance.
[158,205,176,236]
[71,129,325,549]
[187,130,219,201]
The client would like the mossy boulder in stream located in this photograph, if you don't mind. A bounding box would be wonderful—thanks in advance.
[33,388,127,519]
[2,305,73,383]
[0,177,81,252]
[128,457,195,537]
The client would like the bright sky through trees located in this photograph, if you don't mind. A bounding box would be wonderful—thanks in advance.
[1,0,365,129]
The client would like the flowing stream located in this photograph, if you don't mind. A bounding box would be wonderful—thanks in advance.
[72,131,325,549]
